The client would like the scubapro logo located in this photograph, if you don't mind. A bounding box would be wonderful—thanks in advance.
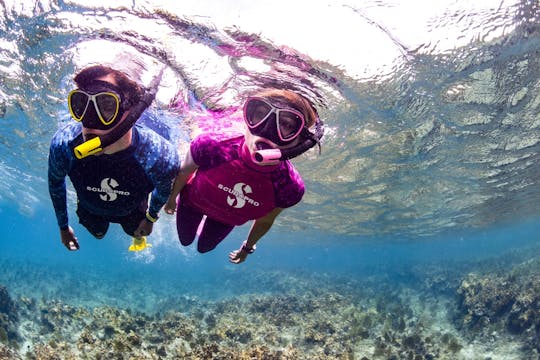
[218,183,259,209]
[86,178,130,202]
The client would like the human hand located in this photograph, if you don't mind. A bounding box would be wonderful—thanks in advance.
[164,198,177,215]
[61,226,79,251]
[228,247,248,264]
[134,218,154,238]
[229,240,256,264]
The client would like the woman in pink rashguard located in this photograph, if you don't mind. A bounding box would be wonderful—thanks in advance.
[164,89,323,264]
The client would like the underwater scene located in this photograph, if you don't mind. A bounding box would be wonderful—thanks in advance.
[1,0,540,359]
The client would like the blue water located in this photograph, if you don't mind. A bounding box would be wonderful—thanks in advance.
[1,1,540,358]
[3,200,539,306]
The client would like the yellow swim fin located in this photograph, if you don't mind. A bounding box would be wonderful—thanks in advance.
[128,236,152,252]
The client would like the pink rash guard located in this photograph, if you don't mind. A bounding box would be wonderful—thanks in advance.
[181,133,305,226]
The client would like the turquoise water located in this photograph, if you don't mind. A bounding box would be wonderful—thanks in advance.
[1,1,540,359]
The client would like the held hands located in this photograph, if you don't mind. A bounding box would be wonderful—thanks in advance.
[61,226,80,251]
[164,197,177,215]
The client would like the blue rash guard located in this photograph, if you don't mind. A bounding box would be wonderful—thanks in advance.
[48,121,180,230]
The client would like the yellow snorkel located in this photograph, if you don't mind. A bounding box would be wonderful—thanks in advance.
[73,66,165,159]
[74,136,103,159]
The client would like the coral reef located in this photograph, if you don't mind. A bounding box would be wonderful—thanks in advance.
[0,278,505,360]
[0,285,19,346]
[0,343,21,359]
[457,263,540,354]
[1,251,540,359]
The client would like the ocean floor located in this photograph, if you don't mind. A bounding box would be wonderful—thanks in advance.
[1,247,540,359]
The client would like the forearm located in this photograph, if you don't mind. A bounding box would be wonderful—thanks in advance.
[48,178,69,229]
[169,171,192,200]
[148,191,166,219]
[149,172,186,217]
[169,150,198,200]
[48,139,73,230]
[245,223,272,248]
[245,208,283,248]
[147,143,182,217]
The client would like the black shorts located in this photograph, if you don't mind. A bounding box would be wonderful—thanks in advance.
[76,201,147,238]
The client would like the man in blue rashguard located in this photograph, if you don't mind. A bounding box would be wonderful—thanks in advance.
[48,64,180,251]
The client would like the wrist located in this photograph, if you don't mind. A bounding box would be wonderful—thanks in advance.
[241,240,256,254]
[145,211,159,223]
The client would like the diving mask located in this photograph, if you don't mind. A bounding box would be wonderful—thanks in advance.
[68,80,126,130]
[243,97,306,146]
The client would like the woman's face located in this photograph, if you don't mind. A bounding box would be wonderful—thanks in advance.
[242,96,305,155]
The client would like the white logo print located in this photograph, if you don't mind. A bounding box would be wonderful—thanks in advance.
[218,183,260,208]
[99,178,119,201]
[86,178,130,202]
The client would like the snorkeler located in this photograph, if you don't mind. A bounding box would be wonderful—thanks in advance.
[48,63,180,252]
[164,89,323,264]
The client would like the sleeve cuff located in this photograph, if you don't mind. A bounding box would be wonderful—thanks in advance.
[145,211,159,223]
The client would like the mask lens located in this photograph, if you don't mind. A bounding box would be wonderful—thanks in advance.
[278,111,304,139]
[68,88,122,129]
[68,91,90,120]
[95,93,120,124]
[246,99,272,126]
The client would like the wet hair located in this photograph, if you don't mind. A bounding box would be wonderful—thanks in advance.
[252,89,319,128]
[74,65,142,107]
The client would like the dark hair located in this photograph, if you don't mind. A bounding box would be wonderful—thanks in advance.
[74,65,142,107]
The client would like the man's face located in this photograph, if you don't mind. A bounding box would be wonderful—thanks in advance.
[78,74,130,142]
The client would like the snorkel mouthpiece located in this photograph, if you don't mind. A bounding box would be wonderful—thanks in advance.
[74,136,103,159]
[73,66,166,159]
[254,148,282,164]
